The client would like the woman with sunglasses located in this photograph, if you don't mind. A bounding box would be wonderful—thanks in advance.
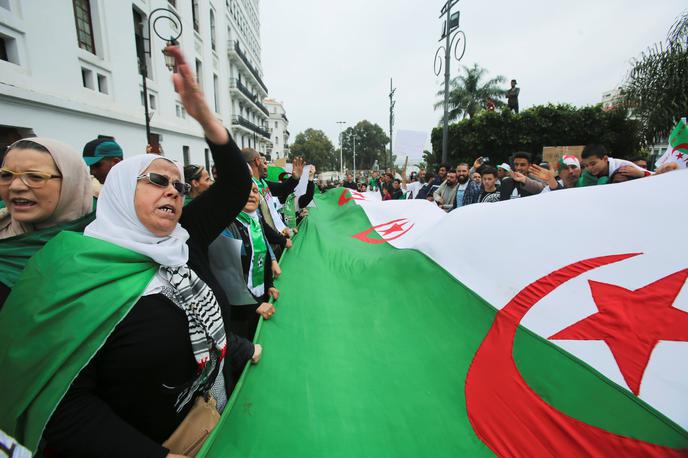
[0,46,257,457]
[0,138,94,307]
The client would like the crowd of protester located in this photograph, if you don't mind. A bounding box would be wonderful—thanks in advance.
[0,43,683,458]
[0,46,316,458]
[322,146,680,212]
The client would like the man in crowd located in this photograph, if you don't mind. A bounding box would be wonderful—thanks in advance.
[528,155,581,192]
[499,152,545,200]
[471,171,482,185]
[631,156,648,170]
[580,144,650,186]
[343,174,357,190]
[463,166,501,206]
[434,170,459,211]
[497,163,511,181]
[368,171,381,191]
[243,148,302,255]
[82,137,124,184]
[452,163,471,210]
[506,79,520,113]
[414,172,435,200]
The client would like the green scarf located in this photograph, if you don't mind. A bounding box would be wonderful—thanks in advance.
[253,177,269,196]
[236,211,267,290]
[0,209,96,289]
[578,170,609,187]
[0,231,157,453]
[282,194,298,229]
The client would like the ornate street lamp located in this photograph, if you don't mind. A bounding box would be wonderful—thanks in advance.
[141,8,183,145]
[434,0,466,164]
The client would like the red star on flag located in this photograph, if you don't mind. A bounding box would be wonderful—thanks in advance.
[550,269,688,396]
[380,223,406,236]
[677,153,685,160]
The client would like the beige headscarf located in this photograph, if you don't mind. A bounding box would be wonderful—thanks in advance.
[0,138,93,239]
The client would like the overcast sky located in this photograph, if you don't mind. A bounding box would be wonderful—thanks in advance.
[260,0,685,161]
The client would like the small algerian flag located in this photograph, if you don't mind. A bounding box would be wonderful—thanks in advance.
[655,118,688,169]
[199,177,688,457]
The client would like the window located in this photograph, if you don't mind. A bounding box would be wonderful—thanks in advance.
[274,121,278,128]
[213,74,219,113]
[0,35,18,64]
[0,0,9,11]
[97,73,108,94]
[73,0,96,54]
[81,67,94,89]
[168,0,176,7]
[183,146,190,165]
[195,59,203,85]
[204,148,210,171]
[132,8,151,77]
[210,9,216,51]
[149,94,157,110]
[0,37,7,62]
[192,0,200,33]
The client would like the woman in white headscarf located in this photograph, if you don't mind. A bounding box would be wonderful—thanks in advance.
[0,46,255,458]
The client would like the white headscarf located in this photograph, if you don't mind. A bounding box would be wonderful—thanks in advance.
[84,154,189,267]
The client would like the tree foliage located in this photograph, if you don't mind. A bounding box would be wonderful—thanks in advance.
[434,63,507,122]
[289,128,336,171]
[429,104,642,168]
[340,120,390,170]
[622,10,688,143]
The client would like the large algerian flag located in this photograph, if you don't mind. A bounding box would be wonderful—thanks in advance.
[656,118,688,169]
[200,170,688,456]
[0,232,157,453]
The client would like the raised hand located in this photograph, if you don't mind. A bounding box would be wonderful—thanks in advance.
[165,45,228,144]
[292,157,305,179]
[512,171,527,184]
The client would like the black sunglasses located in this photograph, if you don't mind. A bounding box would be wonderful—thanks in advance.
[137,172,191,195]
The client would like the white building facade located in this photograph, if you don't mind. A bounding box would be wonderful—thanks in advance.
[0,0,271,167]
[264,98,289,161]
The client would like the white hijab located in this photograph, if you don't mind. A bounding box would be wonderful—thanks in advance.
[84,154,189,267]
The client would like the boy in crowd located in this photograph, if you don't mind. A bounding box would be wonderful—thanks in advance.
[579,144,650,186]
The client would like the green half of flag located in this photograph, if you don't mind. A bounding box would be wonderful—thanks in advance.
[199,191,687,457]
[0,232,156,453]
[669,118,688,150]
[267,165,288,182]
[0,209,95,289]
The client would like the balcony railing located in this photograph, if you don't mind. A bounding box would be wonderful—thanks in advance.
[282,113,289,123]
[229,40,268,94]
[230,79,270,117]
[232,115,271,139]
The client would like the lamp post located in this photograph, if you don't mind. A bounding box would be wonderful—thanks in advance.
[336,121,347,178]
[350,131,358,179]
[141,8,183,145]
[434,0,466,164]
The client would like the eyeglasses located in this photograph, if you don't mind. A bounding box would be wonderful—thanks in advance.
[137,172,191,195]
[0,168,63,188]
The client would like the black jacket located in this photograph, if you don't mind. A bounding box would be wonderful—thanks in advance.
[267,176,299,204]
[44,133,253,458]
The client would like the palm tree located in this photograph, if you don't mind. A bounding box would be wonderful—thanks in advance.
[435,63,507,122]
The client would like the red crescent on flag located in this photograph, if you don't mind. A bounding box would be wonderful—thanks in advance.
[352,218,415,244]
[465,253,687,456]
[672,143,688,155]
[338,189,367,206]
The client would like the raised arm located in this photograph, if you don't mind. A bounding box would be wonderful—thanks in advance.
[165,45,252,249]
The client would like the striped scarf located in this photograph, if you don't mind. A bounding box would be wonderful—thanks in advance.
[160,265,229,411]
[161,265,227,368]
